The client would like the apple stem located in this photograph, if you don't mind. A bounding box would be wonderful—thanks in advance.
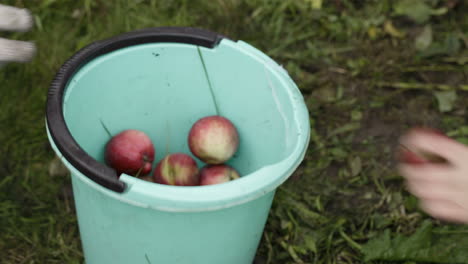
[135,166,143,179]
[99,118,113,139]
[197,46,220,116]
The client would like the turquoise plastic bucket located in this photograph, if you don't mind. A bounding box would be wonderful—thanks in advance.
[46,27,310,264]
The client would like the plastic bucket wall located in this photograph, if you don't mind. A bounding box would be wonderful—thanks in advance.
[46,27,310,264]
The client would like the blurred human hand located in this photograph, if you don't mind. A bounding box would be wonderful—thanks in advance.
[397,128,468,223]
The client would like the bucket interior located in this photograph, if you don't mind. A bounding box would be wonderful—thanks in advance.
[63,40,300,178]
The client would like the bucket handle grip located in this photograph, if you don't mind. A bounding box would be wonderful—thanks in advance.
[46,27,228,192]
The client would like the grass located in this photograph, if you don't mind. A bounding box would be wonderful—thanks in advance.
[0,0,467,263]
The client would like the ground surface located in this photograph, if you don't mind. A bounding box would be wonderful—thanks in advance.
[1,0,467,263]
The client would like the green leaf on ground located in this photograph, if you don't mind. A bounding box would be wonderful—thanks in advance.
[420,33,462,58]
[348,156,362,177]
[415,25,432,51]
[444,33,462,55]
[384,20,406,38]
[434,90,457,112]
[362,220,468,263]
[48,156,69,178]
[393,0,433,24]
[351,110,363,121]
[305,0,322,9]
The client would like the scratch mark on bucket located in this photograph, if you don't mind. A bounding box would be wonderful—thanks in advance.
[99,118,113,139]
[145,254,152,264]
[165,120,170,155]
[264,66,290,148]
[197,46,220,115]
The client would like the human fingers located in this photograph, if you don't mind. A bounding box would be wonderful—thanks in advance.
[419,199,468,224]
[406,179,455,201]
[397,162,454,183]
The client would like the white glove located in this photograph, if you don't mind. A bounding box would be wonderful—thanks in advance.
[0,4,36,65]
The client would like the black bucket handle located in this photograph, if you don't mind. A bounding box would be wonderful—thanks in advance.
[46,27,227,192]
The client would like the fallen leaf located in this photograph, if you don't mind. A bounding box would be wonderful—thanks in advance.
[393,0,433,24]
[49,156,70,177]
[430,7,448,16]
[311,86,336,103]
[458,32,468,48]
[384,20,405,38]
[368,26,380,40]
[330,147,348,160]
[349,156,362,177]
[434,90,457,112]
[306,0,322,9]
[419,33,462,58]
[303,234,317,254]
[351,110,363,121]
[444,33,462,55]
[328,122,361,138]
[415,25,432,51]
[362,220,468,263]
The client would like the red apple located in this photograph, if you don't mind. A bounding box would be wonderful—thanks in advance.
[153,153,200,186]
[398,146,448,164]
[199,164,240,186]
[397,145,427,165]
[397,127,449,165]
[188,115,239,164]
[105,129,155,176]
